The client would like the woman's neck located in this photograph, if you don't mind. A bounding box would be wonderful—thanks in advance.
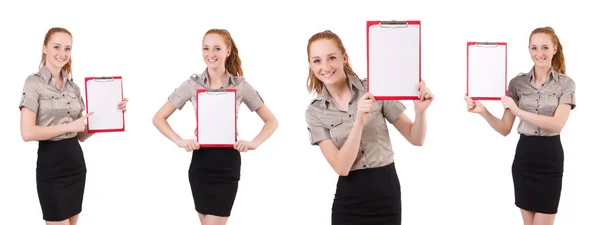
[325,79,351,100]
[45,63,63,81]
[207,67,227,88]
[533,66,551,83]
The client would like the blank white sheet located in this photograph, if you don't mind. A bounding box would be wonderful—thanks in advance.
[467,43,507,99]
[85,77,124,132]
[368,22,420,99]
[196,90,236,146]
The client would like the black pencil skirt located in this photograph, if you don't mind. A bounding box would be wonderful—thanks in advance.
[332,162,402,225]
[189,147,241,217]
[512,134,564,214]
[36,137,87,221]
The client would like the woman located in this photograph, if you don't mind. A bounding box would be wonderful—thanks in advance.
[464,27,575,225]
[304,30,434,224]
[152,28,278,225]
[19,27,129,225]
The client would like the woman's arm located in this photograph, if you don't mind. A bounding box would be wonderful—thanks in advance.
[247,104,278,149]
[76,112,95,142]
[20,107,75,142]
[391,112,426,146]
[318,119,366,176]
[481,108,517,137]
[153,101,185,144]
[308,93,374,176]
[512,104,571,133]
[390,80,433,146]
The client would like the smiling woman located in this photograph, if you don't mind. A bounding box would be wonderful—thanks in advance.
[18,27,129,225]
[304,30,434,225]
[464,26,575,225]
[152,28,278,225]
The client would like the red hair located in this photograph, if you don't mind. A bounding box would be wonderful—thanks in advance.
[204,29,243,76]
[40,27,73,75]
[306,30,359,94]
[529,27,566,74]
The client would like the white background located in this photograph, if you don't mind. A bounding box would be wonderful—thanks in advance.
[1,0,598,224]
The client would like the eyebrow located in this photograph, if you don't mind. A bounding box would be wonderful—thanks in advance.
[52,43,72,48]
[311,53,337,59]
[203,45,223,47]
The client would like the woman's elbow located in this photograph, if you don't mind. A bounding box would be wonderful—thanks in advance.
[336,169,349,177]
[20,128,34,142]
[550,124,564,134]
[269,118,279,130]
[499,126,511,137]
[152,114,164,128]
[411,139,424,146]
[333,164,350,176]
[21,133,32,142]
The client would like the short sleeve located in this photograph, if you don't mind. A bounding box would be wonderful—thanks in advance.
[507,77,520,101]
[241,81,264,112]
[305,106,330,145]
[382,100,407,123]
[559,77,576,109]
[168,79,194,110]
[19,76,40,113]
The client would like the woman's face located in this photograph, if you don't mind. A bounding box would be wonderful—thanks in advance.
[308,38,348,87]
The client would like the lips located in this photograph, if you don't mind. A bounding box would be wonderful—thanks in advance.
[207,59,218,63]
[321,70,335,77]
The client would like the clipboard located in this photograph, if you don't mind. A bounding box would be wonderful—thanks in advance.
[195,89,237,148]
[366,20,421,100]
[466,42,507,100]
[84,76,125,133]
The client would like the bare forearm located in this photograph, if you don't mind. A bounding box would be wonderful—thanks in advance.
[408,111,427,146]
[515,110,562,133]
[76,127,95,142]
[22,124,72,142]
[335,120,365,175]
[250,119,278,149]
[152,117,183,144]
[480,109,510,136]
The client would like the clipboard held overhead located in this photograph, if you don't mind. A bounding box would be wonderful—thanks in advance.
[366,20,421,100]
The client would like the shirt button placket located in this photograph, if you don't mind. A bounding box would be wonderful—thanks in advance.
[361,142,367,168]
[536,92,540,114]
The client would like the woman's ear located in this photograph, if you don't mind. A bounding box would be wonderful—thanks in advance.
[343,52,348,64]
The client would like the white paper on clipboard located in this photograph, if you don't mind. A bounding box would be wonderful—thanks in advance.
[367,20,421,100]
[84,77,124,132]
[467,42,507,100]
[196,89,236,147]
